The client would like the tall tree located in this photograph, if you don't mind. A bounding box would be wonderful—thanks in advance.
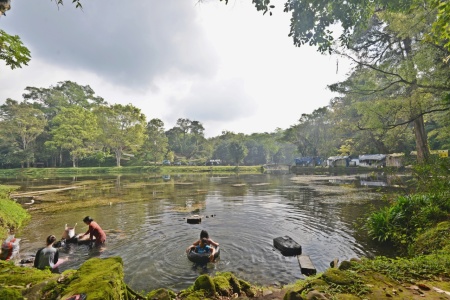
[228,139,248,167]
[46,106,99,167]
[0,99,47,167]
[140,118,169,165]
[95,104,146,167]
[165,118,207,159]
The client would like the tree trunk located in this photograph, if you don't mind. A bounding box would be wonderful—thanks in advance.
[413,115,429,163]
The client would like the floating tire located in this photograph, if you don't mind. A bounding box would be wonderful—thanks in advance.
[273,236,302,256]
[187,215,202,224]
[187,246,220,264]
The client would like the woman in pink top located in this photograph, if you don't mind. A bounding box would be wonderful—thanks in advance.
[80,216,106,246]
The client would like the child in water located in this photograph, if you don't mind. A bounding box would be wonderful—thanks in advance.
[186,230,219,254]
[195,237,216,262]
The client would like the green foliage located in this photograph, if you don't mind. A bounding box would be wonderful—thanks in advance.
[412,221,450,255]
[0,186,29,240]
[411,157,450,194]
[0,30,31,70]
[354,253,450,282]
[366,193,449,246]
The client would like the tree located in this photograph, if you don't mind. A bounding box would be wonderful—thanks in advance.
[283,107,335,158]
[239,0,449,162]
[245,0,449,53]
[0,29,31,69]
[0,99,47,167]
[95,104,146,167]
[165,118,207,159]
[329,9,450,162]
[46,106,99,167]
[228,139,248,167]
[140,118,169,165]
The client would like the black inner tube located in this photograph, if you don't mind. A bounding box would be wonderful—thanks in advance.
[187,246,220,264]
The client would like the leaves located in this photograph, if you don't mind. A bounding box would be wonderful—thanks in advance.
[0,30,31,69]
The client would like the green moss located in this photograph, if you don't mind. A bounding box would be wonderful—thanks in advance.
[58,257,132,300]
[214,272,241,294]
[212,275,232,296]
[283,290,305,300]
[0,260,57,286]
[0,185,30,240]
[412,221,450,255]
[193,274,215,296]
[322,269,354,285]
[146,288,176,300]
[0,287,24,300]
[238,278,257,297]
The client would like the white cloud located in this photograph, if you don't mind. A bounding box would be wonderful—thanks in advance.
[0,0,351,138]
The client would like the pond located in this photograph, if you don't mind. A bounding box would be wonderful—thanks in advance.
[3,172,403,293]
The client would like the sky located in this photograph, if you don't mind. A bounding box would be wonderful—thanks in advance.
[0,0,352,138]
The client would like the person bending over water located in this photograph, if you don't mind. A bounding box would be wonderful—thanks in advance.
[186,230,219,253]
[79,216,106,247]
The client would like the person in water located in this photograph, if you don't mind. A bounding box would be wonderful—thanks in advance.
[34,235,67,272]
[79,216,106,247]
[186,230,219,253]
[195,237,216,262]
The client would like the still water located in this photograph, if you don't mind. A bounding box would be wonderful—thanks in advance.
[3,172,399,293]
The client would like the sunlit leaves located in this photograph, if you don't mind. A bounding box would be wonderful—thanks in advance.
[0,30,31,69]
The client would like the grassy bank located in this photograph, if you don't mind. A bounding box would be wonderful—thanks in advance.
[0,186,30,240]
[0,165,264,178]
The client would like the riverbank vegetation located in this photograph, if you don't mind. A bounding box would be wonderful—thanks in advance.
[0,185,29,241]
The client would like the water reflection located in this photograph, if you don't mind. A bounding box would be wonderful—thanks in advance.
[1,172,402,293]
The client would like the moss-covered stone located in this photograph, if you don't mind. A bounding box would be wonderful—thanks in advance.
[215,271,241,294]
[193,274,216,296]
[412,221,450,255]
[338,261,352,271]
[283,290,305,300]
[239,278,257,297]
[57,257,132,300]
[0,287,24,300]
[146,288,176,300]
[322,269,354,285]
[213,275,233,296]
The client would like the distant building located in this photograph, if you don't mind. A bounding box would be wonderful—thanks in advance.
[326,156,350,167]
[206,159,221,166]
[358,154,386,168]
[294,157,322,167]
[386,153,404,167]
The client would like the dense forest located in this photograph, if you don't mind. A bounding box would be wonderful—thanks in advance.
[0,77,447,169]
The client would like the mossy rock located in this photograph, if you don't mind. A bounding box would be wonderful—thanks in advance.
[338,261,352,270]
[283,290,305,300]
[412,221,450,255]
[146,288,176,300]
[215,272,241,294]
[308,279,328,291]
[322,269,354,285]
[213,275,233,296]
[57,257,130,300]
[181,290,208,299]
[193,274,216,296]
[0,259,59,299]
[0,287,24,300]
[238,278,257,297]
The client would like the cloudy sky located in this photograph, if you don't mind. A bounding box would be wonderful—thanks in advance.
[0,0,351,137]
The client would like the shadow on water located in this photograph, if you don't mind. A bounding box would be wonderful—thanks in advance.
[1,171,408,293]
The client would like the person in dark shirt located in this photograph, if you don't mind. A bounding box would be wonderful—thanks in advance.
[34,235,67,272]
